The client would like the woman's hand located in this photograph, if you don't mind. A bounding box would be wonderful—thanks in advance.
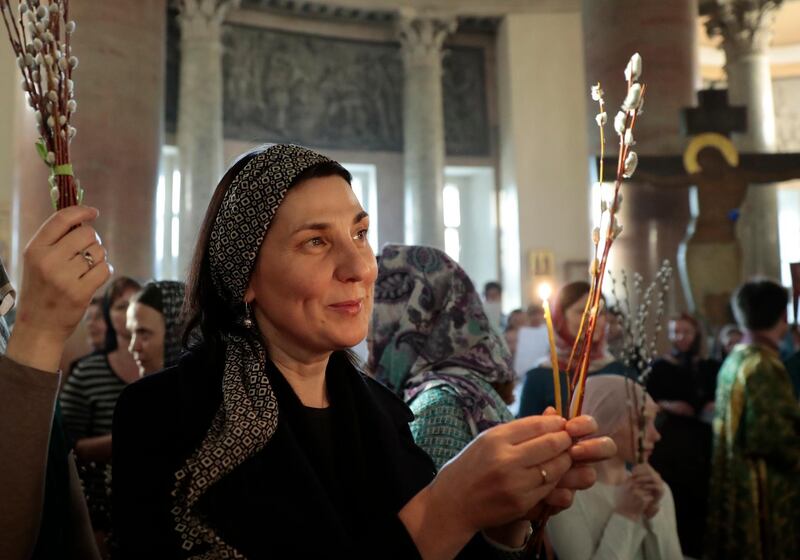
[631,463,664,519]
[538,413,617,515]
[400,415,573,559]
[6,206,111,372]
[613,476,653,521]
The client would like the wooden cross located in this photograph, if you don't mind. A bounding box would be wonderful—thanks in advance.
[597,88,800,326]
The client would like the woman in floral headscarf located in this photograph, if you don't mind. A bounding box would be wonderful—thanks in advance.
[369,244,518,471]
[517,281,634,418]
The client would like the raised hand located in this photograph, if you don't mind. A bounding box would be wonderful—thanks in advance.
[6,206,112,372]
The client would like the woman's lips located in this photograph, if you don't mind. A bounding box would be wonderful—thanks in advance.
[328,299,363,316]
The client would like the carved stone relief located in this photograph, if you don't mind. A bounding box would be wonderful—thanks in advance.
[165,15,491,156]
[221,25,404,151]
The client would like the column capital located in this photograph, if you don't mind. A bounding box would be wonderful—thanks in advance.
[396,10,457,66]
[178,0,240,38]
[703,0,783,58]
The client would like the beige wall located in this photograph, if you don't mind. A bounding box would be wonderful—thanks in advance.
[0,44,17,273]
[497,10,591,310]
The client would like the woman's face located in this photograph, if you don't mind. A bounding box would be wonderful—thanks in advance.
[110,288,139,340]
[669,318,697,353]
[611,397,661,464]
[246,174,377,358]
[85,303,107,351]
[564,294,607,343]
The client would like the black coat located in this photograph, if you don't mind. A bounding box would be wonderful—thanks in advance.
[112,346,502,559]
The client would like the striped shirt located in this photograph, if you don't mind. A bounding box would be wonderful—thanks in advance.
[60,352,128,443]
[59,352,128,530]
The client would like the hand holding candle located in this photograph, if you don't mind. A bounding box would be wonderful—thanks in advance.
[538,282,563,417]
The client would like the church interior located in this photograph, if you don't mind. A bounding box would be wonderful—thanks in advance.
[1,1,799,559]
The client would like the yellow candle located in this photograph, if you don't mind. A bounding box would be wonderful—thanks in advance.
[538,283,563,417]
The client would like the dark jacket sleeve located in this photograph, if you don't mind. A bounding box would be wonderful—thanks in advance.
[112,376,182,558]
[518,367,562,418]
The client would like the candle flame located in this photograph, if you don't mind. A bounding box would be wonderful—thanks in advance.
[538,282,553,301]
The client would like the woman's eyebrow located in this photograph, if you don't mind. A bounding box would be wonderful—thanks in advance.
[292,222,329,234]
[292,211,369,235]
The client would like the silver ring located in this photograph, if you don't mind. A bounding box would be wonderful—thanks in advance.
[539,466,549,484]
[82,250,95,270]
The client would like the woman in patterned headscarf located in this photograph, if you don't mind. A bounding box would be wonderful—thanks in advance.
[369,245,517,469]
[126,280,186,377]
[112,144,614,559]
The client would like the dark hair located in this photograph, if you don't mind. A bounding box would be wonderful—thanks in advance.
[484,281,502,296]
[555,281,591,314]
[103,276,142,352]
[732,278,789,331]
[182,148,353,356]
[131,282,164,314]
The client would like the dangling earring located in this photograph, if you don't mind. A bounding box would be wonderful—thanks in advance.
[243,301,254,329]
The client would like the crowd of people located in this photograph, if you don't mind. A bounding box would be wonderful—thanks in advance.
[1,144,798,560]
[495,275,800,560]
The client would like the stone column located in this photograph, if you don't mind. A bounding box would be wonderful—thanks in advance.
[397,11,456,250]
[176,0,238,276]
[705,0,783,279]
[582,0,699,315]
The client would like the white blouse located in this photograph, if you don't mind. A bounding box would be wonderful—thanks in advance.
[547,481,684,560]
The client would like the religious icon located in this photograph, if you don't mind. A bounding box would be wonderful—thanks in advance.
[528,250,555,278]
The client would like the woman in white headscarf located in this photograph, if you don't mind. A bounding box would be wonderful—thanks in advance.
[547,375,683,560]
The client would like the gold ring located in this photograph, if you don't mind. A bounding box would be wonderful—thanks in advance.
[82,250,95,270]
[539,466,549,484]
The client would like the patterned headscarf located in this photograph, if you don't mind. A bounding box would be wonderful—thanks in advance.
[369,245,516,433]
[134,280,186,368]
[172,144,334,558]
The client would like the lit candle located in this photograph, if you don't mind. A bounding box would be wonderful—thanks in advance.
[538,283,563,417]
